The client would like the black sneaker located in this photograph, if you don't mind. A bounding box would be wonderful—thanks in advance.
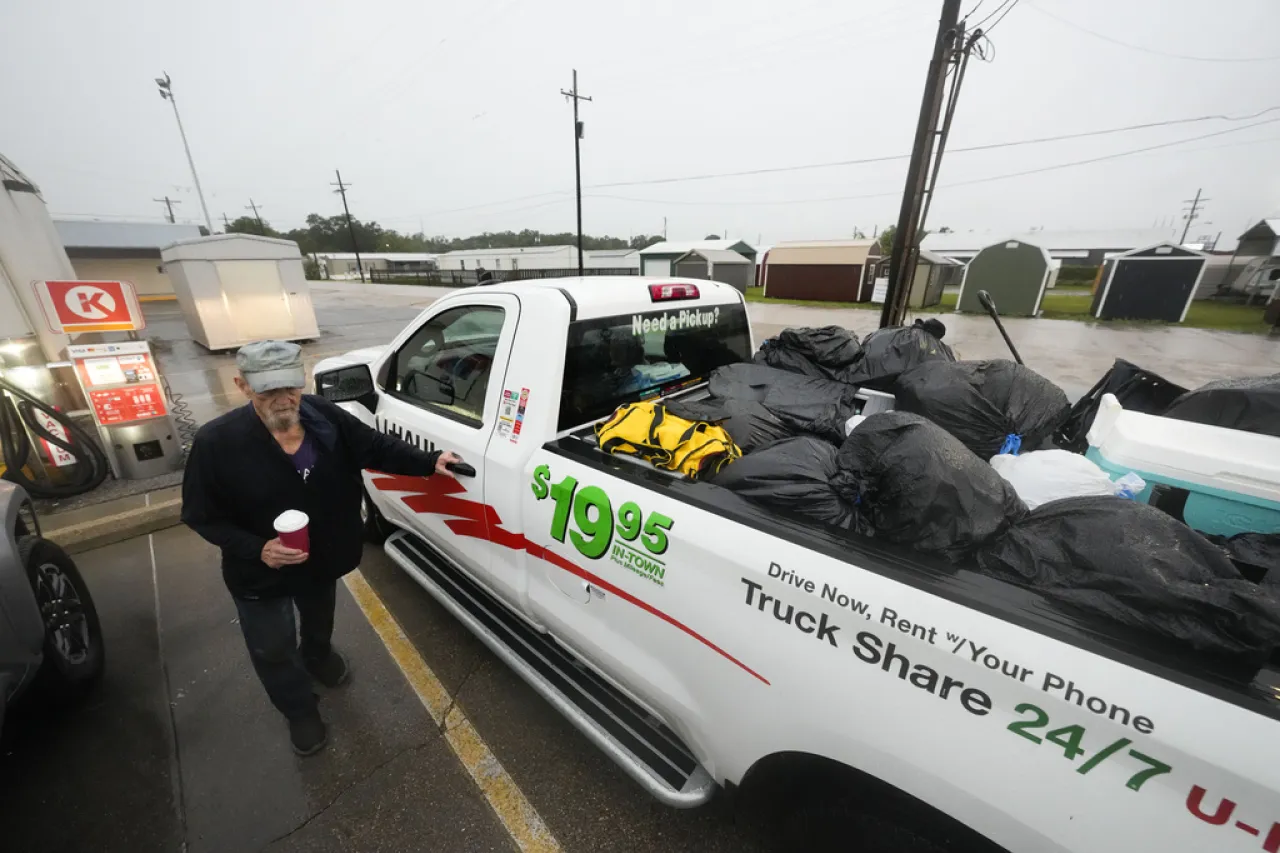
[305,649,350,688]
[290,712,327,756]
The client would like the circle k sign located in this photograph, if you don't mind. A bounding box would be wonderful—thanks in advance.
[37,280,143,333]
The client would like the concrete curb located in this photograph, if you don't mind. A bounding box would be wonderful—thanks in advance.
[44,498,185,554]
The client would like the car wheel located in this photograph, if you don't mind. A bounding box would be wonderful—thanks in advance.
[18,536,105,700]
[362,489,390,544]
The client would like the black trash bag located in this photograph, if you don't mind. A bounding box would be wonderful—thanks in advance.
[831,412,1027,560]
[1205,532,1280,580]
[895,359,1070,460]
[664,396,793,453]
[1056,359,1188,453]
[708,363,858,444]
[753,326,862,381]
[841,321,955,390]
[714,437,856,530]
[1162,374,1280,438]
[977,497,1280,658]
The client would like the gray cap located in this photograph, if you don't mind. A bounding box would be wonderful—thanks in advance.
[236,340,305,393]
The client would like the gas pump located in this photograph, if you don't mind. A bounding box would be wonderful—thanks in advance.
[0,151,182,496]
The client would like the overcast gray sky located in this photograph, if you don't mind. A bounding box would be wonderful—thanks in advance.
[3,0,1277,245]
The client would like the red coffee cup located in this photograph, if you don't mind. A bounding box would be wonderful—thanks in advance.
[274,510,310,554]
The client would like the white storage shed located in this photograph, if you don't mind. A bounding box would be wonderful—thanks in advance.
[161,234,320,351]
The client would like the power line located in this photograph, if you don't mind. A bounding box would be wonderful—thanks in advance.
[1027,3,1280,63]
[586,116,1280,208]
[584,105,1280,189]
[943,116,1280,188]
[413,192,567,219]
[972,0,1014,29]
[981,0,1020,33]
[56,130,1280,231]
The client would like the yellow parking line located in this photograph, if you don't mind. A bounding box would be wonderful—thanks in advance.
[344,571,562,853]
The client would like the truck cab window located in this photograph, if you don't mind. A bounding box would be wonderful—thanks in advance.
[389,305,506,425]
[559,303,752,430]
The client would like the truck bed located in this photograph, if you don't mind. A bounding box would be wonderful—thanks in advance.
[553,429,1280,722]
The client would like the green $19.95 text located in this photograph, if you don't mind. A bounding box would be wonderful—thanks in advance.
[530,464,674,565]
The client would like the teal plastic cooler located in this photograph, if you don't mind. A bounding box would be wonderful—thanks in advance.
[1085,394,1280,538]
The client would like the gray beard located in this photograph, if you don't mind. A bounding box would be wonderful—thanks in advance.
[264,409,300,432]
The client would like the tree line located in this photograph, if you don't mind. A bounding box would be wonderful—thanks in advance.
[224,214,667,256]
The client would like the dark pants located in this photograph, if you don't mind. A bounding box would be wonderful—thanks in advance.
[234,581,337,720]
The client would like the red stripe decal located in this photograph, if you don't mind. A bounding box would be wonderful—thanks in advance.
[369,472,769,686]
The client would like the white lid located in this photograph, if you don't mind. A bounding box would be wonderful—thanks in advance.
[273,509,309,533]
[1086,393,1280,503]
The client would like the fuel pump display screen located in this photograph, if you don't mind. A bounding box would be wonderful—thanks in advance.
[68,342,169,427]
[84,385,167,424]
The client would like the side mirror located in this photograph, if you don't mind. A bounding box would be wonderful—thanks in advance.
[316,364,375,405]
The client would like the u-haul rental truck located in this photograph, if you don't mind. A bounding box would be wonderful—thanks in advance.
[314,277,1280,853]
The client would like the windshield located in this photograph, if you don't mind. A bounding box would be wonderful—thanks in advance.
[559,303,752,430]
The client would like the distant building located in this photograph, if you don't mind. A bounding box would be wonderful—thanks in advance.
[435,245,579,272]
[638,239,755,277]
[315,252,437,279]
[672,248,753,293]
[761,240,881,302]
[922,228,1178,266]
[956,238,1057,316]
[583,248,640,270]
[53,218,203,299]
[1202,219,1280,301]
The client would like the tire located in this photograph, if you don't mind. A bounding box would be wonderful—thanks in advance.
[18,536,105,700]
[361,489,391,545]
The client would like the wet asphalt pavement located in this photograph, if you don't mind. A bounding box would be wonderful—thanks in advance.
[0,527,970,853]
[148,280,1280,424]
[3,282,1277,852]
[0,529,513,853]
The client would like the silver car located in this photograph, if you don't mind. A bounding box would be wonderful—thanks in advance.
[0,480,104,732]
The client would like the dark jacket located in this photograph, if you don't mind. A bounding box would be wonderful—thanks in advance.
[182,395,440,599]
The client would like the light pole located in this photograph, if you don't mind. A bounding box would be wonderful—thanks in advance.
[156,73,213,233]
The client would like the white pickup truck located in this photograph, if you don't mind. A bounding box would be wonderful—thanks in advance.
[314,277,1280,853]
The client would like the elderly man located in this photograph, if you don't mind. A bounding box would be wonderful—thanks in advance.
[182,340,462,755]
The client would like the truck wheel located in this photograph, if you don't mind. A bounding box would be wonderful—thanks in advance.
[361,489,391,544]
[18,536,105,700]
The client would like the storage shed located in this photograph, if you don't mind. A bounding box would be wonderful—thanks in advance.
[672,248,753,292]
[639,240,755,277]
[956,239,1053,316]
[761,240,882,302]
[160,234,320,351]
[906,249,962,309]
[1089,242,1207,322]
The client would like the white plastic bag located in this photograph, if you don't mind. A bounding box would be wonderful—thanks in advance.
[989,450,1118,510]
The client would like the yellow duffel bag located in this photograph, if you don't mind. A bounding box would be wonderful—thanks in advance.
[596,402,742,480]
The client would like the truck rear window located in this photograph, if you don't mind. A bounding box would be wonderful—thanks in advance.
[560,303,752,430]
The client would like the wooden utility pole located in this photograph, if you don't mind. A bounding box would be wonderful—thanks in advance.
[1180,188,1209,245]
[561,70,592,277]
[153,195,180,223]
[331,170,365,283]
[246,198,265,233]
[880,0,963,328]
